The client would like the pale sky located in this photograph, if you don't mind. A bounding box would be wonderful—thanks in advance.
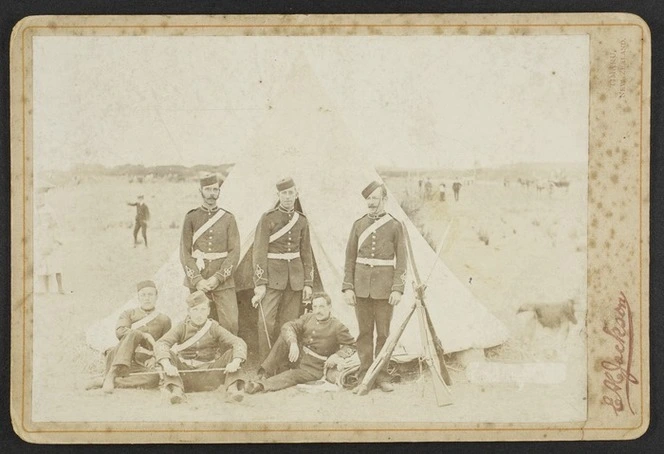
[32,34,589,173]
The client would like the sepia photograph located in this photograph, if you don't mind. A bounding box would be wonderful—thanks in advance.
[10,14,650,443]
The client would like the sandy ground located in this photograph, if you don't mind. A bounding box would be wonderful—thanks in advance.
[30,175,587,423]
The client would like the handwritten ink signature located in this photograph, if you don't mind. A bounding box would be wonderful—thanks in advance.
[601,291,639,416]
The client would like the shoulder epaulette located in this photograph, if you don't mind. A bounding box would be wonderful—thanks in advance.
[186,207,199,215]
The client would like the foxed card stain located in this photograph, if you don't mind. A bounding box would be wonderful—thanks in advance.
[601,291,639,416]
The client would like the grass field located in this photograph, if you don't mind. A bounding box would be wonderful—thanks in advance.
[29,172,588,423]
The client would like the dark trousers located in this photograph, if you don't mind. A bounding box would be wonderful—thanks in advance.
[104,331,159,389]
[355,297,394,379]
[257,285,302,363]
[161,349,244,393]
[189,287,238,335]
[259,335,324,392]
[133,220,148,245]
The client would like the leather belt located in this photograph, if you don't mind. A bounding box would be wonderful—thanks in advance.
[356,257,396,267]
[303,346,328,361]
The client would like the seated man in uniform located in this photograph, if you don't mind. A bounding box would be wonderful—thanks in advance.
[86,280,172,393]
[155,290,247,404]
[244,292,355,394]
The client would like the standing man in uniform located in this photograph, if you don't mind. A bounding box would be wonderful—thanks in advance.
[86,280,172,393]
[452,178,462,201]
[343,181,407,393]
[244,292,355,394]
[252,177,314,364]
[127,194,150,247]
[180,174,241,334]
[425,178,433,200]
[156,291,247,404]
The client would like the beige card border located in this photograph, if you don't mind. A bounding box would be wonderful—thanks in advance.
[10,13,651,443]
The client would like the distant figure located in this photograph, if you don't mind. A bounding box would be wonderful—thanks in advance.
[128,195,150,247]
[503,177,510,188]
[452,179,462,201]
[34,183,66,294]
[417,179,424,198]
[424,178,433,200]
[438,182,446,202]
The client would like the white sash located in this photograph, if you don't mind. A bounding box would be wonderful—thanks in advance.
[131,310,160,330]
[269,212,299,243]
[192,209,226,246]
[357,215,391,252]
[171,319,213,354]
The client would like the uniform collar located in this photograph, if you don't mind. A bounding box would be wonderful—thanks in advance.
[138,307,155,315]
[277,204,295,214]
[368,211,387,221]
[186,316,209,329]
[200,204,219,214]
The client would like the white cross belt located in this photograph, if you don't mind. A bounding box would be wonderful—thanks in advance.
[356,257,396,268]
[267,252,300,261]
[303,346,328,361]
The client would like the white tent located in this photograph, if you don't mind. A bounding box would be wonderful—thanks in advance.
[87,58,509,356]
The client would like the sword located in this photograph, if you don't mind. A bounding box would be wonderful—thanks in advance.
[251,291,273,350]
[257,300,272,350]
[129,367,228,376]
[89,367,228,379]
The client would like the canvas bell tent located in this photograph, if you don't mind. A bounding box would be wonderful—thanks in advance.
[86,59,509,358]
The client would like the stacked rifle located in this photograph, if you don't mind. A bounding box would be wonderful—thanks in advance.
[355,221,453,407]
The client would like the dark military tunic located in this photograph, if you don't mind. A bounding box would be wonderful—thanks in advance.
[252,207,314,291]
[180,205,240,290]
[104,308,171,389]
[259,312,355,392]
[180,205,241,333]
[281,312,355,360]
[128,202,150,246]
[342,213,407,299]
[343,211,407,380]
[252,206,315,362]
[155,317,247,392]
[128,202,150,223]
[115,307,171,343]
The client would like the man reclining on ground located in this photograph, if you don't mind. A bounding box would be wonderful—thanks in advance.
[245,292,355,394]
